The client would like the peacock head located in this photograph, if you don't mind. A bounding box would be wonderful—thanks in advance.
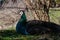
[19,10,27,23]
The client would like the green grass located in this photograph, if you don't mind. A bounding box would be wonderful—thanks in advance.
[49,8,60,24]
[0,30,60,40]
[56,0,60,4]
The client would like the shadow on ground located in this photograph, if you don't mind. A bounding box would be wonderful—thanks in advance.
[0,30,60,40]
[0,30,20,37]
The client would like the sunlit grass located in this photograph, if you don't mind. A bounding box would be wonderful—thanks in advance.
[49,9,60,24]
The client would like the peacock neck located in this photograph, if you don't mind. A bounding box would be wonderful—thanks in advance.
[19,11,27,24]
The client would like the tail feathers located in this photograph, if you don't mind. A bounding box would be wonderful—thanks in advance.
[26,20,60,34]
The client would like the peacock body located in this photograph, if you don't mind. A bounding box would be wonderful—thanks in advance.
[16,11,28,34]
[16,10,60,35]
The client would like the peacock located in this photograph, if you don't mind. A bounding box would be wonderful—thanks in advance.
[16,10,29,35]
[16,10,60,35]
